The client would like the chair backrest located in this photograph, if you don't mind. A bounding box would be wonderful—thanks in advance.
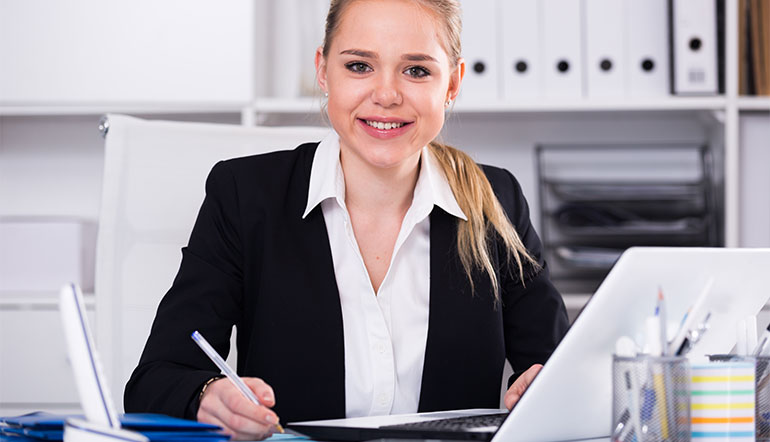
[95,114,329,409]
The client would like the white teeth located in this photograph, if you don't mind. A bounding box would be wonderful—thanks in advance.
[366,120,405,130]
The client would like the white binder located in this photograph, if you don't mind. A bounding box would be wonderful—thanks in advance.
[625,0,671,98]
[500,0,541,100]
[273,0,302,98]
[459,0,500,100]
[297,0,329,96]
[542,0,583,98]
[584,0,626,98]
[670,0,719,95]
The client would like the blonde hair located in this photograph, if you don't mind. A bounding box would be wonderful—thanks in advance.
[322,0,539,298]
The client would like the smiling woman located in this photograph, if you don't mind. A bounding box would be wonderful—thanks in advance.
[123,1,570,440]
[318,0,452,171]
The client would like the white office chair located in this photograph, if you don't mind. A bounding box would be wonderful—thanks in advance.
[95,114,329,410]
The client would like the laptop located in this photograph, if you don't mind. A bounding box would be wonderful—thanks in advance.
[287,247,770,441]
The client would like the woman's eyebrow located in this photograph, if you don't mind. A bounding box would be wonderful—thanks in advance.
[340,49,377,58]
[402,53,438,63]
[339,49,438,63]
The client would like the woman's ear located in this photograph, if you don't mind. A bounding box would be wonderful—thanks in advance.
[447,57,466,102]
[315,46,328,94]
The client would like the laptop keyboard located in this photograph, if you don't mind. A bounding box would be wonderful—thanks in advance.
[379,412,508,432]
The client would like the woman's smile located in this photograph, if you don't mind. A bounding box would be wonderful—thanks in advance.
[357,117,414,139]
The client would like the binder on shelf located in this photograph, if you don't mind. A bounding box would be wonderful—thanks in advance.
[459,0,500,100]
[297,0,329,96]
[500,0,541,100]
[583,0,626,98]
[542,0,583,98]
[739,0,752,95]
[749,0,770,95]
[625,0,670,98]
[273,0,302,98]
[669,0,720,95]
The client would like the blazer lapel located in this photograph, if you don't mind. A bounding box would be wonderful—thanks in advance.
[286,143,347,419]
[418,207,467,411]
[418,208,502,412]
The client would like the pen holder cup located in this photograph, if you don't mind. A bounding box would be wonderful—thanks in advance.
[699,356,758,440]
[709,355,770,440]
[757,356,770,441]
[612,355,691,442]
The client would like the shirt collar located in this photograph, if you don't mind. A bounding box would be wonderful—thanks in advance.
[303,131,345,219]
[302,131,467,221]
[416,145,468,221]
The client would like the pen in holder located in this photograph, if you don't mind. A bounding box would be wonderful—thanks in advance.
[612,355,690,442]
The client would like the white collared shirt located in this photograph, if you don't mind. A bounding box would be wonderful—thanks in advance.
[303,132,467,417]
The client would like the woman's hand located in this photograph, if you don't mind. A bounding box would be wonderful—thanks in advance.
[197,377,281,441]
[503,364,543,410]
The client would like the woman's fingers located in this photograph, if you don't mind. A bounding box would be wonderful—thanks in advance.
[197,377,280,440]
[201,390,271,437]
[504,364,543,410]
[243,377,277,408]
[198,407,272,441]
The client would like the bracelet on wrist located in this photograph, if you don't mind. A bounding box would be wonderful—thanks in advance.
[199,375,225,404]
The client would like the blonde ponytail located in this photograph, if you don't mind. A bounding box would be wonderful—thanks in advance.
[428,142,540,299]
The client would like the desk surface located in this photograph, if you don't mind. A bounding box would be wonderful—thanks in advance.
[263,434,611,442]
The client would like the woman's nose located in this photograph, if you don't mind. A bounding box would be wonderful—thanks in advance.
[371,75,402,107]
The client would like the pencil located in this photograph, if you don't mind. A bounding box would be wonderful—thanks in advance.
[653,369,670,439]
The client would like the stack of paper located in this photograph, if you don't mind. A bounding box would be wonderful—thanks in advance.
[0,412,229,441]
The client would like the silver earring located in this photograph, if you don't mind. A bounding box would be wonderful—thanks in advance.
[445,99,452,107]
[324,92,329,98]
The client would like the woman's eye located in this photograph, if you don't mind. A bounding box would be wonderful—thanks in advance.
[345,62,372,74]
[405,66,430,78]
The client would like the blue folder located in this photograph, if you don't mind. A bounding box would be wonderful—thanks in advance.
[0,412,228,441]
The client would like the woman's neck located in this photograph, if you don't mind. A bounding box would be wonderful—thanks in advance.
[340,148,421,217]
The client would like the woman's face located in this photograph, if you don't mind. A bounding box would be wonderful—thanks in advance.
[316,0,464,172]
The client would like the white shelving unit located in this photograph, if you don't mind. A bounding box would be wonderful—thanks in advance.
[0,292,95,308]
[737,97,770,110]
[0,103,248,117]
[0,0,767,416]
[247,96,732,114]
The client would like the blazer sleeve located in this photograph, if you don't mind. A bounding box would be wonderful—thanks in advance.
[490,168,570,386]
[124,160,247,419]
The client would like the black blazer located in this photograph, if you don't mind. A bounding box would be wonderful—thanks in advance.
[124,142,569,423]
